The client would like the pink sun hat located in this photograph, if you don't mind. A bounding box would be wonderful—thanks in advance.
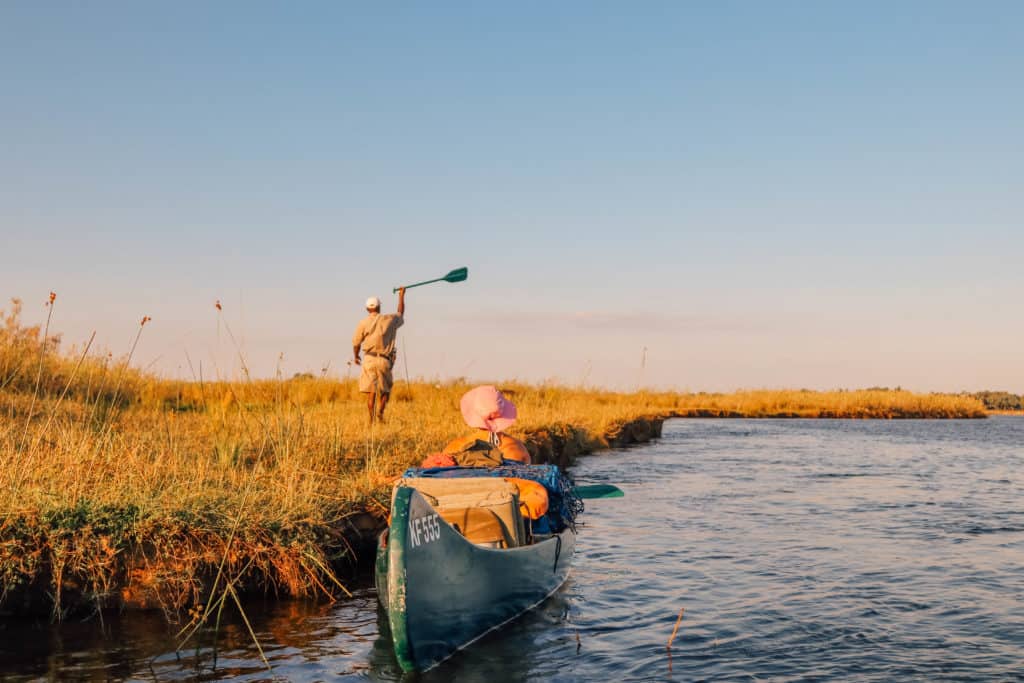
[460,385,517,433]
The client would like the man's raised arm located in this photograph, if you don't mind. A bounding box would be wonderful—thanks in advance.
[397,287,406,317]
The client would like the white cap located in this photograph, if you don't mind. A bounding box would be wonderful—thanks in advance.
[365,296,381,310]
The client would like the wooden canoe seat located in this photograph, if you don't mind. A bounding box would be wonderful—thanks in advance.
[438,507,514,548]
[397,477,525,548]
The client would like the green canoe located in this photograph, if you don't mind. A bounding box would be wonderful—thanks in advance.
[375,479,576,672]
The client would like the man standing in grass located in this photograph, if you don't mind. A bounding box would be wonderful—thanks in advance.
[352,287,406,422]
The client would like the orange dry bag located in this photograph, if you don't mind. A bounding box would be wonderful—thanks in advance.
[505,478,549,520]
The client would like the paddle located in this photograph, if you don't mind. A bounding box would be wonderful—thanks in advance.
[574,484,624,499]
[393,267,469,293]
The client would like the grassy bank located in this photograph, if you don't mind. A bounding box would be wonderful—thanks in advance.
[0,301,988,621]
[0,377,679,618]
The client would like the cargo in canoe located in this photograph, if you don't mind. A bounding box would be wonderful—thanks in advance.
[375,472,577,672]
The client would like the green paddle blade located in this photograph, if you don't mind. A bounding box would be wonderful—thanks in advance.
[443,266,468,283]
[394,267,470,292]
[574,484,624,499]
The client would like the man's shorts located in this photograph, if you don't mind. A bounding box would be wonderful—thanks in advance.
[359,354,394,394]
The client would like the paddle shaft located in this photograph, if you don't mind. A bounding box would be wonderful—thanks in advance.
[393,276,447,293]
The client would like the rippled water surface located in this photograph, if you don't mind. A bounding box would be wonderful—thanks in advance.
[3,417,1023,681]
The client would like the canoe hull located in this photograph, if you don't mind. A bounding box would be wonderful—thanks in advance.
[376,486,575,672]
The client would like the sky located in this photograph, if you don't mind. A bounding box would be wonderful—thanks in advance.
[2,2,1022,392]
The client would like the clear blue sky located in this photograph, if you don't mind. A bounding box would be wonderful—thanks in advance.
[2,2,1022,391]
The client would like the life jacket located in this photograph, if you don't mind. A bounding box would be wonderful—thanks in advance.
[441,439,504,467]
[444,430,531,464]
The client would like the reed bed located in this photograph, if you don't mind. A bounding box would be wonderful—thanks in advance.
[671,388,986,419]
[0,298,988,620]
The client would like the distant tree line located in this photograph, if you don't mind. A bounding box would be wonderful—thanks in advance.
[971,391,1023,411]
[863,387,1022,412]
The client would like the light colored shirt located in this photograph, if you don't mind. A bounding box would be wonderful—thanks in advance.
[352,313,404,356]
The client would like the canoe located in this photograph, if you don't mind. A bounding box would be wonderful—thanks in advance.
[375,476,576,672]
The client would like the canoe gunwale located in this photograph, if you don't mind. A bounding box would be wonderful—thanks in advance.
[385,486,414,671]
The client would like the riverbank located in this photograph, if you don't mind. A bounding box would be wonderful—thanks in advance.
[668,389,988,419]
[0,308,989,619]
[0,394,666,619]
[0,383,984,620]
[2,387,986,619]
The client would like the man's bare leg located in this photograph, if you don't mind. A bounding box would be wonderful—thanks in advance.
[366,391,377,422]
[377,392,390,422]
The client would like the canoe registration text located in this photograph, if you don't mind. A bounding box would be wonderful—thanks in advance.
[409,513,441,548]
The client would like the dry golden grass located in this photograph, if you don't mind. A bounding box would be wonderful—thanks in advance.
[671,388,985,419]
[0,376,684,617]
[0,298,987,618]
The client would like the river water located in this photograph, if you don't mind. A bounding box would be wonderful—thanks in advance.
[2,417,1023,681]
